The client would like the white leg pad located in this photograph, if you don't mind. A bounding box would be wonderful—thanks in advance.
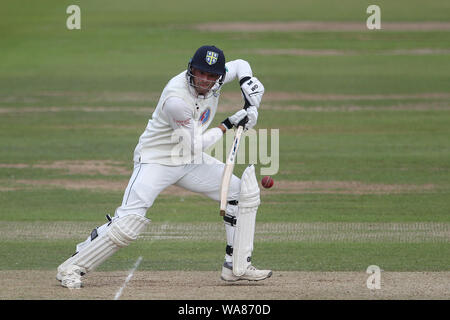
[58,214,150,274]
[233,165,260,276]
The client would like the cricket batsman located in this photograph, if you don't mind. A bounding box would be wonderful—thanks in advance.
[56,45,272,288]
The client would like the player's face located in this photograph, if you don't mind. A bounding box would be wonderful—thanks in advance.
[191,68,220,95]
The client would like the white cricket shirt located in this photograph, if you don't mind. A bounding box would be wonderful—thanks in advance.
[133,59,253,165]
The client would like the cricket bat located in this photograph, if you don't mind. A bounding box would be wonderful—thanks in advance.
[219,103,249,216]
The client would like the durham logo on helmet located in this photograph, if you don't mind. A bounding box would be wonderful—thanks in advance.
[205,51,218,65]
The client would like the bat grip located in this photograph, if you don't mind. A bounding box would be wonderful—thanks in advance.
[237,115,248,128]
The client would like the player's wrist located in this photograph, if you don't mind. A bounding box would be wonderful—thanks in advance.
[218,123,227,134]
[221,118,233,130]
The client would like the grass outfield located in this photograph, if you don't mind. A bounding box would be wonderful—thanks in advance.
[0,0,449,291]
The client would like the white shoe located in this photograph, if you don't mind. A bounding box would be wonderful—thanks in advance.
[57,265,86,289]
[221,262,272,282]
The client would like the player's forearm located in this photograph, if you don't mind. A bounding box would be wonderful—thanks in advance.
[195,127,224,151]
[224,59,253,84]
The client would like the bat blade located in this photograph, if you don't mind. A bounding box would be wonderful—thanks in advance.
[219,126,244,216]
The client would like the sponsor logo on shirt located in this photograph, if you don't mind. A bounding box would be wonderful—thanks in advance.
[200,107,211,125]
[175,118,191,126]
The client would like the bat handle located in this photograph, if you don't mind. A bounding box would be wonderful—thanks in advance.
[219,210,226,217]
[237,116,248,128]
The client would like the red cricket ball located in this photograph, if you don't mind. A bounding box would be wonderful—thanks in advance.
[261,176,274,189]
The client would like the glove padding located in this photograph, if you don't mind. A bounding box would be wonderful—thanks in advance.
[240,76,265,108]
[221,107,257,131]
[245,106,258,130]
[222,109,248,130]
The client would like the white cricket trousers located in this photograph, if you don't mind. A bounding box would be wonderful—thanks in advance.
[115,153,241,218]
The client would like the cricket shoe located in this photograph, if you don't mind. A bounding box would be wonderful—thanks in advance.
[56,264,86,289]
[221,262,272,282]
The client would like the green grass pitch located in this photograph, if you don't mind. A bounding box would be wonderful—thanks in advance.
[0,0,449,275]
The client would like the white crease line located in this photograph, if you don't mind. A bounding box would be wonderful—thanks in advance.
[113,223,164,300]
[114,256,143,300]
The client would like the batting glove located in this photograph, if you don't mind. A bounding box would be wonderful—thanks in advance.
[222,109,248,130]
[245,106,258,130]
[240,76,265,108]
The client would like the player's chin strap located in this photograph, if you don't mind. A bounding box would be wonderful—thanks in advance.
[232,165,260,276]
[57,214,150,275]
